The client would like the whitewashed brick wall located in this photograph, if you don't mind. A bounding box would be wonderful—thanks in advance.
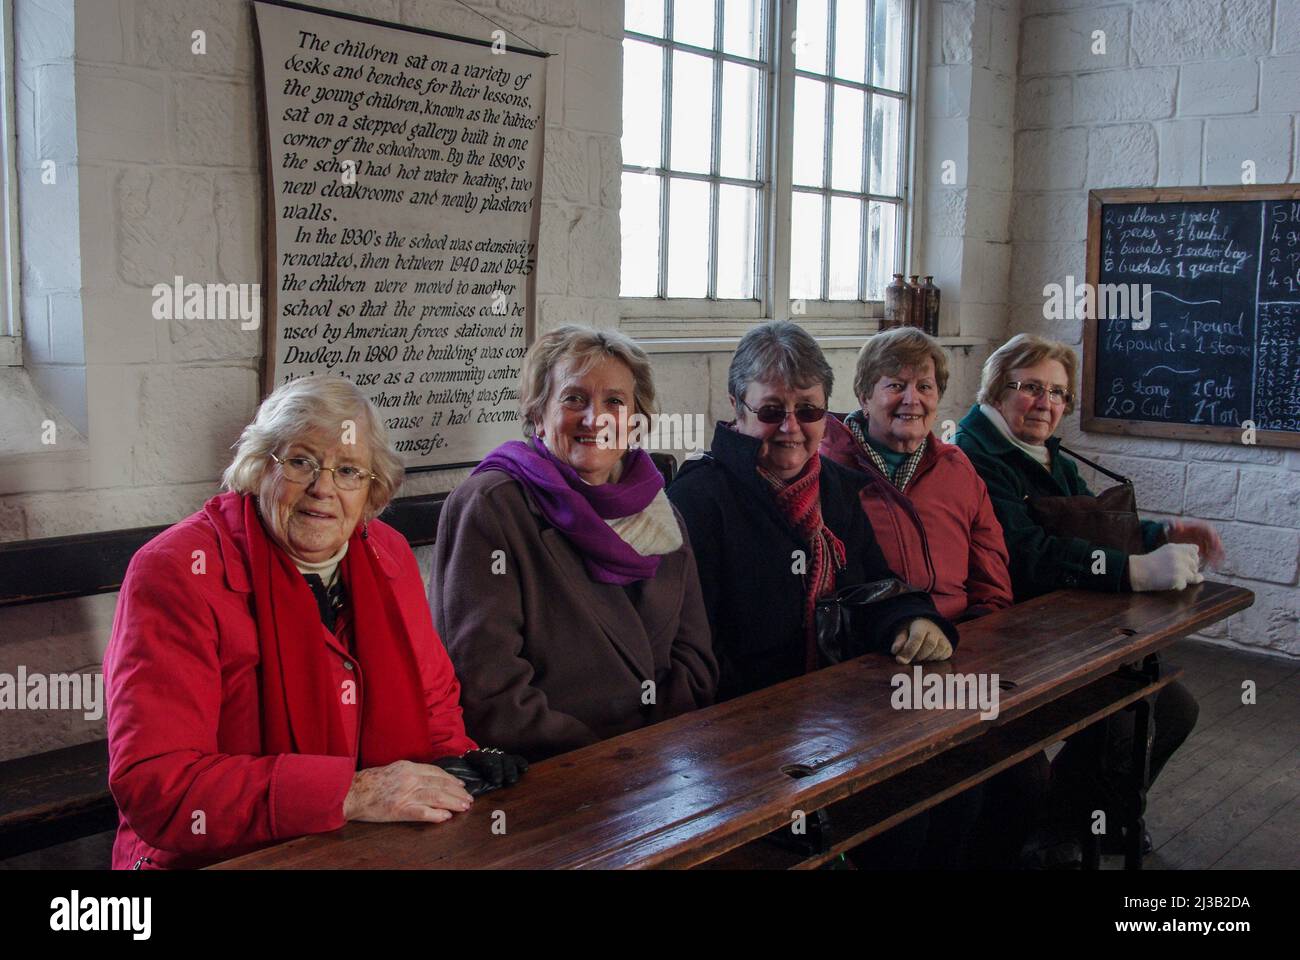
[1011,0,1300,657]
[0,0,623,761]
[918,0,1019,339]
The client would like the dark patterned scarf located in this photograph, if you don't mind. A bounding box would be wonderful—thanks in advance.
[758,453,846,672]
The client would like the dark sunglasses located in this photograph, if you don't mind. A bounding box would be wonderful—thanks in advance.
[737,397,828,425]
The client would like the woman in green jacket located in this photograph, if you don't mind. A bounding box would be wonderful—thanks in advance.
[955,334,1224,862]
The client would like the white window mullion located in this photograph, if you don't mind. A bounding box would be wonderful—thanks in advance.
[658,1,675,298]
[707,0,724,300]
[1,0,22,363]
[770,0,796,321]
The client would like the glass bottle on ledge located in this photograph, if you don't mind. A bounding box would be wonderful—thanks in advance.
[921,276,940,336]
[907,276,924,327]
[883,273,909,329]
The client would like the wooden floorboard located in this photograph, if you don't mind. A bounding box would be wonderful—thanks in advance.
[1210,796,1300,870]
[1143,640,1300,870]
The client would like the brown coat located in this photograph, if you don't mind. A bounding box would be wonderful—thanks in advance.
[429,470,718,761]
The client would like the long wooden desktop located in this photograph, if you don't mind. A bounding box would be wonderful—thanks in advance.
[213,581,1254,870]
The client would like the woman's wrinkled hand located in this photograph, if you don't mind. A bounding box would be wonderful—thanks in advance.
[1165,518,1225,568]
[891,618,953,665]
[342,759,473,824]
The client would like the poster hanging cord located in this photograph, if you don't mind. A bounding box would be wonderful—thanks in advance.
[448,0,551,56]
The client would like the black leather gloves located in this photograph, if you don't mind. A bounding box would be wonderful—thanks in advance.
[462,747,528,787]
[432,748,529,796]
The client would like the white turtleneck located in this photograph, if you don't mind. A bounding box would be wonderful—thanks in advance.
[293,541,349,588]
[980,403,1052,468]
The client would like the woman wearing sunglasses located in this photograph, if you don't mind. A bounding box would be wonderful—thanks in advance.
[669,321,970,868]
[955,334,1223,863]
[668,321,955,702]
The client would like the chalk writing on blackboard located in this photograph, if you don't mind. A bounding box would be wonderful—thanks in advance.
[1089,195,1299,443]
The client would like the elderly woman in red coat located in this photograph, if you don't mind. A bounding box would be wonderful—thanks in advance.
[820,327,1013,621]
[104,375,524,869]
[820,327,1038,866]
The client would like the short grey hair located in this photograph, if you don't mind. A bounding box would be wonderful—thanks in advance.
[222,375,404,520]
[728,321,834,404]
[519,324,658,438]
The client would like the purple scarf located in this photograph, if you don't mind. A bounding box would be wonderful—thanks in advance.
[472,437,665,585]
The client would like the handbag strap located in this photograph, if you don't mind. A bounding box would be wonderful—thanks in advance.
[1058,443,1131,486]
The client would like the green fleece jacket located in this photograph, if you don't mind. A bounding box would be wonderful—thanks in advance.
[953,405,1164,600]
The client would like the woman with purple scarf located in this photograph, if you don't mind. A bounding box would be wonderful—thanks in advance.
[429,325,718,761]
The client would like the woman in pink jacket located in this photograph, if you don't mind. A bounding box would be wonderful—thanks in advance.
[104,375,524,869]
[821,327,1041,867]
[820,327,1013,621]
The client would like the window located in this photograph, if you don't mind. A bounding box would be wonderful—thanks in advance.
[0,0,20,365]
[621,0,768,301]
[620,0,913,321]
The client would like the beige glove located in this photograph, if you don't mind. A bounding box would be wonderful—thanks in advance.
[891,618,953,665]
[1128,543,1203,592]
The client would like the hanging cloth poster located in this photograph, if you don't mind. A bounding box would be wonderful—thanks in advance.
[253,0,547,470]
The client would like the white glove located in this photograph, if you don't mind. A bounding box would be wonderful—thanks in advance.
[1128,543,1203,592]
[891,618,953,665]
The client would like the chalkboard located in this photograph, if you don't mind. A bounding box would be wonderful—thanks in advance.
[1083,185,1300,449]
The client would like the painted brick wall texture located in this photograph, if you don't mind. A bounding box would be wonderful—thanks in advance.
[1010,0,1300,657]
[0,0,623,761]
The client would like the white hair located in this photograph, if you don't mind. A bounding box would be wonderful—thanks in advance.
[222,375,404,520]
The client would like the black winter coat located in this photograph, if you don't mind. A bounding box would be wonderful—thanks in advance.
[668,423,956,701]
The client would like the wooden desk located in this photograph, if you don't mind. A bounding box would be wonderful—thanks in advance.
[213,581,1253,870]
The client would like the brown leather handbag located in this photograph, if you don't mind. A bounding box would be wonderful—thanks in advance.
[1027,445,1148,555]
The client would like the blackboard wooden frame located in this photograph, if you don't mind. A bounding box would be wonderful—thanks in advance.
[1084,184,1300,449]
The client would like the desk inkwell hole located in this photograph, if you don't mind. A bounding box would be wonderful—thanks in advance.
[997,678,1018,691]
[1116,628,1137,637]
[781,763,816,780]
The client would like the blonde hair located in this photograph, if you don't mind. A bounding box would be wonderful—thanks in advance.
[854,327,949,402]
[519,325,657,437]
[222,375,404,520]
[977,334,1079,415]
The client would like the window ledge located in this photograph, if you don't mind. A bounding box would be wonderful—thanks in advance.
[636,334,992,354]
[0,366,87,458]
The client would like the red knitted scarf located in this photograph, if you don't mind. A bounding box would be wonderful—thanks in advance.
[229,493,433,769]
[759,453,847,671]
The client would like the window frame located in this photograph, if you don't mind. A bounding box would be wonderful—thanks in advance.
[622,1,773,303]
[0,0,21,366]
[619,0,920,334]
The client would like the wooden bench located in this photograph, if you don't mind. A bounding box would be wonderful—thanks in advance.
[212,581,1254,871]
[0,455,684,861]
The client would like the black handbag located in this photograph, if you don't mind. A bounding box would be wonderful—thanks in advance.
[1028,445,1151,556]
[814,578,926,667]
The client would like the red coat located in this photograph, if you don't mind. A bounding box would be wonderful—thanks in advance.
[103,494,475,869]
[820,416,1014,621]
